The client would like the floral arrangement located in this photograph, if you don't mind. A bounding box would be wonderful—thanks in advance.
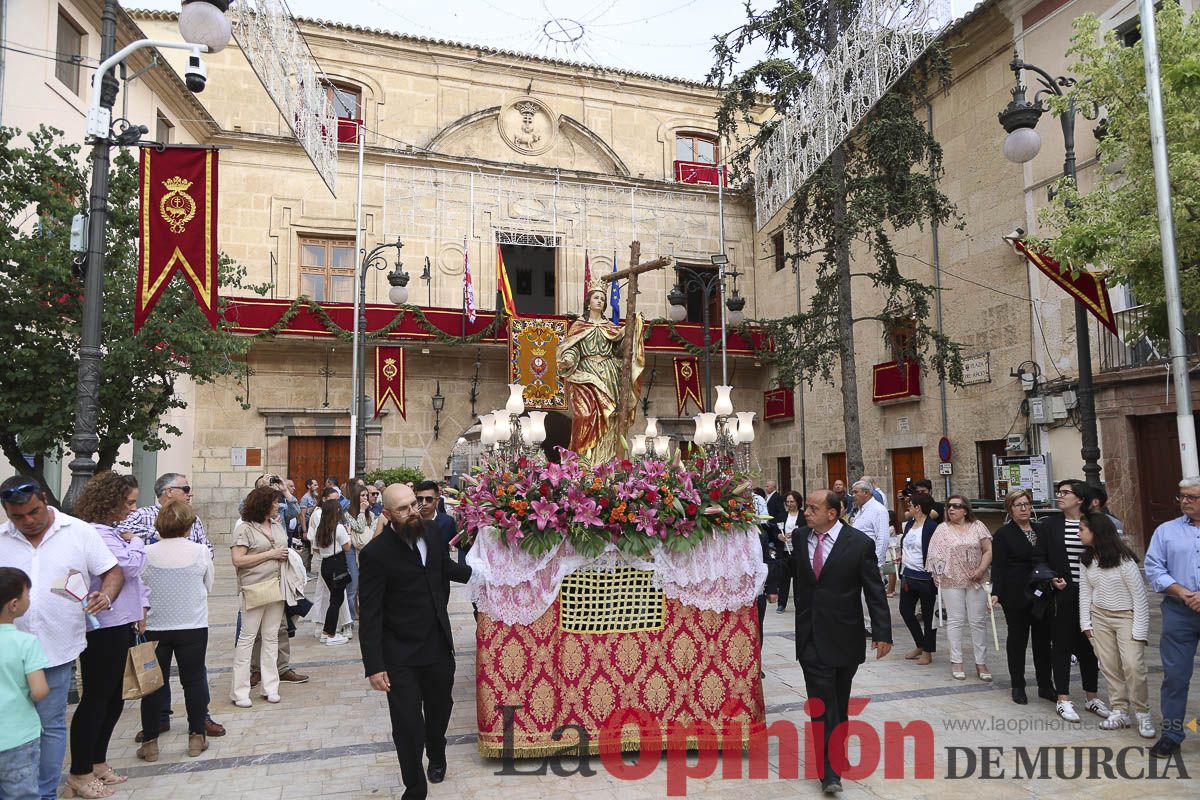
[458,448,761,558]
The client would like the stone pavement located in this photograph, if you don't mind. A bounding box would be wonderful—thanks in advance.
[84,568,1198,799]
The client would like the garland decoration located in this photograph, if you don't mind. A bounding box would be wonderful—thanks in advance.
[251,296,503,346]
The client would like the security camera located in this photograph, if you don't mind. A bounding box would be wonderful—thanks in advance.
[184,48,207,93]
[1002,227,1025,243]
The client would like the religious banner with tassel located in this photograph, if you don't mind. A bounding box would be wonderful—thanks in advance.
[509,318,567,410]
[375,346,406,419]
[674,356,703,414]
[136,146,219,333]
[1011,238,1117,334]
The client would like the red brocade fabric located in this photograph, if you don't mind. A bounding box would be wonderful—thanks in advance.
[475,598,765,756]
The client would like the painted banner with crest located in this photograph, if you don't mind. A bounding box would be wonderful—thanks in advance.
[136,146,219,333]
[509,318,567,410]
[375,346,406,419]
[674,356,704,415]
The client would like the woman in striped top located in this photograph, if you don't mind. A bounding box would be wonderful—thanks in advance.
[1078,513,1155,738]
[1036,479,1110,723]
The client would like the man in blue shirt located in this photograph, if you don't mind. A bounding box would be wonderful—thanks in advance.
[1144,476,1200,759]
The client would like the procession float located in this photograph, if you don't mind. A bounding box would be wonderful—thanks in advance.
[460,276,768,757]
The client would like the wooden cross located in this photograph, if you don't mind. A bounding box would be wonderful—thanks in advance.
[601,240,673,447]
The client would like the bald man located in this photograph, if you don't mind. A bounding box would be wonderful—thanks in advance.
[358,484,472,800]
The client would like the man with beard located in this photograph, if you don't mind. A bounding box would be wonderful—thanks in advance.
[358,484,472,799]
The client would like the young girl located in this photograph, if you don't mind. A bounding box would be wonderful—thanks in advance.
[1078,512,1154,738]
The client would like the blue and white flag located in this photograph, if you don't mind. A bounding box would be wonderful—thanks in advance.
[609,252,620,324]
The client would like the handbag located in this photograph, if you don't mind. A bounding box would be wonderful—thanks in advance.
[242,577,283,609]
[324,550,352,590]
[122,634,164,700]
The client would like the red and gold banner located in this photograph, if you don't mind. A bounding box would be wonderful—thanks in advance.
[375,346,405,419]
[475,598,764,757]
[673,356,703,415]
[872,360,922,404]
[509,318,567,410]
[1012,239,1117,334]
[763,387,795,422]
[136,146,219,333]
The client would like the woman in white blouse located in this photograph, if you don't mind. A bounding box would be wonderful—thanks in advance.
[773,490,804,613]
[137,500,214,763]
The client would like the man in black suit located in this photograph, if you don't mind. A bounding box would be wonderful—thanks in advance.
[792,489,892,795]
[764,479,786,523]
[359,484,472,800]
[414,480,457,555]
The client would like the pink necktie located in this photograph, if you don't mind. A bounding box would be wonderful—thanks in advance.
[812,533,828,579]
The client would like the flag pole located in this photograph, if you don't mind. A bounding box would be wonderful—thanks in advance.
[349,119,365,478]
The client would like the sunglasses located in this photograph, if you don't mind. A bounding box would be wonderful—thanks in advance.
[947,503,967,510]
[169,485,192,494]
[0,482,39,504]
[415,496,438,504]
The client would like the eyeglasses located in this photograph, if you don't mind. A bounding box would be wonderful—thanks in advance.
[169,485,191,494]
[369,492,380,498]
[1177,494,1200,503]
[1011,502,1032,509]
[0,482,39,504]
[415,496,438,504]
[1054,489,1076,498]
[947,503,967,510]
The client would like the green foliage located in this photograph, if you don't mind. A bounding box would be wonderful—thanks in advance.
[0,126,266,495]
[1038,6,1200,342]
[363,466,426,486]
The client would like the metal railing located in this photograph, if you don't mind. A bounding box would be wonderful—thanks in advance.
[1099,304,1200,372]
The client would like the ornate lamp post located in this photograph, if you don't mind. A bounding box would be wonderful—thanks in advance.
[353,238,408,478]
[997,53,1102,489]
[667,265,744,412]
[431,381,445,440]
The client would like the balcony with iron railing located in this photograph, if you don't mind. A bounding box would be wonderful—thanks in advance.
[1099,304,1200,373]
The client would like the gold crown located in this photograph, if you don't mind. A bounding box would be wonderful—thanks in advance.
[162,176,194,193]
[587,279,608,297]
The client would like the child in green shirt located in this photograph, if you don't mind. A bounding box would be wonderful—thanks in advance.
[0,567,49,800]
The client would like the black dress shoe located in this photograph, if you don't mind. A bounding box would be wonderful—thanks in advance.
[427,764,446,783]
[1011,687,1028,705]
[1150,736,1181,759]
[821,778,843,795]
[1037,687,1058,703]
[776,606,786,614]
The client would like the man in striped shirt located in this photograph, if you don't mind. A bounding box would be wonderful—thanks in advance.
[118,473,212,554]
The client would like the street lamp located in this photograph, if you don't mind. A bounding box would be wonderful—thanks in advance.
[667,266,744,411]
[431,381,445,440]
[179,0,232,52]
[997,52,1102,489]
[352,237,408,478]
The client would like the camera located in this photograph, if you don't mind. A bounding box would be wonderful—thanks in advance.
[184,49,207,93]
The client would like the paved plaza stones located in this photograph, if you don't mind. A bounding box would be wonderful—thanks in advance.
[82,569,1197,799]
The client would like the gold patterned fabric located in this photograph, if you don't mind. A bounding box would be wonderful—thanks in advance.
[476,597,765,757]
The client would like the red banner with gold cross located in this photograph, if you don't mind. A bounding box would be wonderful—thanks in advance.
[136,146,219,333]
[375,346,406,419]
[674,356,703,415]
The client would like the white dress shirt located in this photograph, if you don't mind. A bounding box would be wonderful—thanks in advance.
[807,521,843,567]
[852,496,891,566]
[0,510,118,667]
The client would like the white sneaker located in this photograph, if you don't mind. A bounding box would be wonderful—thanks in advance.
[233,698,252,708]
[1056,700,1080,722]
[340,623,354,640]
[324,633,349,646]
[263,693,281,703]
[1099,710,1130,730]
[1085,698,1112,718]
[1136,712,1157,739]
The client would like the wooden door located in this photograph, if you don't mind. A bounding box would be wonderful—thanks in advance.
[826,452,846,490]
[777,457,792,494]
[976,439,1008,500]
[890,447,925,501]
[1135,413,1193,548]
[288,436,350,487]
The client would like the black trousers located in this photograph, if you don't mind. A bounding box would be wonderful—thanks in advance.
[385,655,456,800]
[798,638,858,785]
[140,628,210,739]
[755,594,767,651]
[1048,585,1099,696]
[321,557,347,636]
[899,576,937,653]
[70,624,132,775]
[1000,602,1053,691]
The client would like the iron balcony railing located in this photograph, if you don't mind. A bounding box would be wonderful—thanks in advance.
[1099,304,1200,373]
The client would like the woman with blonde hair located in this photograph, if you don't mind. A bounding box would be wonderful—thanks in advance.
[925,495,993,682]
[229,486,289,707]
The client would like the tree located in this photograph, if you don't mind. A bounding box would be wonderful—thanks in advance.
[710,1,963,481]
[0,126,265,504]
[1039,5,1200,340]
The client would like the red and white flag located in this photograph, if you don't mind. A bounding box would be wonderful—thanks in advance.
[582,251,591,310]
[463,236,476,323]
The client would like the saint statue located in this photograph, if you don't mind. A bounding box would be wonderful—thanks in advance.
[557,280,645,464]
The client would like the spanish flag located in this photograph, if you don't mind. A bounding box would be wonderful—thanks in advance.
[497,245,518,318]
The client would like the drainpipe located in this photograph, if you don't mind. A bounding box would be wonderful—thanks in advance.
[795,246,808,497]
[923,96,951,497]
[0,0,7,126]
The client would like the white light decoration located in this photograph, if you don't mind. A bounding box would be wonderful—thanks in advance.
[527,411,548,444]
[645,417,659,438]
[505,384,526,416]
[231,0,338,196]
[667,303,688,323]
[695,413,719,445]
[655,435,672,456]
[492,410,511,442]
[388,283,409,305]
[479,414,496,447]
[735,411,756,443]
[179,1,233,52]
[520,417,534,446]
[1002,128,1042,164]
[714,385,734,417]
[631,435,647,457]
[753,0,953,228]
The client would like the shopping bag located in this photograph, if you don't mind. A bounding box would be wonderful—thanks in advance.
[122,636,164,700]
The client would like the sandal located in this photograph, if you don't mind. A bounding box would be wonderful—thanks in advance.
[61,777,114,799]
[976,665,993,682]
[94,767,127,785]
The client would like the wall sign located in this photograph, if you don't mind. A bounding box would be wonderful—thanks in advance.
[962,353,991,385]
